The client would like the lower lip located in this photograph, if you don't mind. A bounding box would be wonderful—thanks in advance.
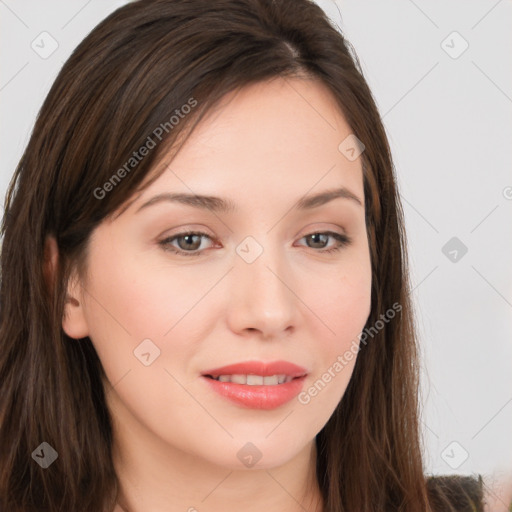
[201,375,307,410]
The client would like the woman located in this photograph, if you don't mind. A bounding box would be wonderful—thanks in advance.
[0,0,487,510]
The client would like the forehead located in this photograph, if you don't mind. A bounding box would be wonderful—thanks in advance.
[189,76,353,154]
[121,77,365,218]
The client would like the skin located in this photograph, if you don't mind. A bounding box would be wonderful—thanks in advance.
[483,471,512,512]
[50,77,372,511]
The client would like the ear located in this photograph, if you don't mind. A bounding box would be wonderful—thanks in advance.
[44,235,90,340]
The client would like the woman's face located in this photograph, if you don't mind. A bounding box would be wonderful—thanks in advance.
[63,77,372,470]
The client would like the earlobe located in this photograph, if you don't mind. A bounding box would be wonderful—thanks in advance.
[44,234,90,340]
[62,267,90,340]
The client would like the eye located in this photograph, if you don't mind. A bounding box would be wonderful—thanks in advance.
[296,231,352,253]
[159,231,215,257]
[159,230,352,257]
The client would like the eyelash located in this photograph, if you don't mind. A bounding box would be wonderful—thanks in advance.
[158,230,352,257]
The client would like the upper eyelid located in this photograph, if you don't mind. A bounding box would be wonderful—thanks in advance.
[162,221,348,238]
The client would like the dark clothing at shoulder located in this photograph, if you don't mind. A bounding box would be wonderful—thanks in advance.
[426,474,485,511]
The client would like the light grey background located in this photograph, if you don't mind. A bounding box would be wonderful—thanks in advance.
[1,0,511,483]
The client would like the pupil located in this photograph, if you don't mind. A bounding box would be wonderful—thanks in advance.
[182,234,199,249]
[310,233,325,247]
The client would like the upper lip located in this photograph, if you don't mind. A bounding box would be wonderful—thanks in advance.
[201,360,308,378]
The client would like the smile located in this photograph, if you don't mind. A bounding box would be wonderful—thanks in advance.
[205,374,295,385]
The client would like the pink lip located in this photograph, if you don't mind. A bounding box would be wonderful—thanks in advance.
[202,375,307,409]
[201,360,308,378]
[201,360,308,410]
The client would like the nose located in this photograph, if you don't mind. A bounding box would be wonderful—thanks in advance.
[226,241,298,341]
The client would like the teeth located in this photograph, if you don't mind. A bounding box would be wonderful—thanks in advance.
[247,375,263,385]
[231,374,246,384]
[211,374,293,385]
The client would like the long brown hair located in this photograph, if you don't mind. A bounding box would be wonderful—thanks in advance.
[0,0,459,510]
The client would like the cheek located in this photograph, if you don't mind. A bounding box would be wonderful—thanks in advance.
[332,274,371,342]
[84,239,205,339]
[81,244,215,389]
[309,252,372,344]
[301,252,372,402]
[83,253,207,425]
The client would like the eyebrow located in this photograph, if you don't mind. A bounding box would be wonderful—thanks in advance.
[135,186,363,215]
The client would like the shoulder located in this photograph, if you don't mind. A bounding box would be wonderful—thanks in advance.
[426,474,485,511]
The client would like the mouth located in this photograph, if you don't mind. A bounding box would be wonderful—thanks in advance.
[201,359,308,380]
[203,374,301,385]
[201,373,307,409]
[200,360,308,409]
